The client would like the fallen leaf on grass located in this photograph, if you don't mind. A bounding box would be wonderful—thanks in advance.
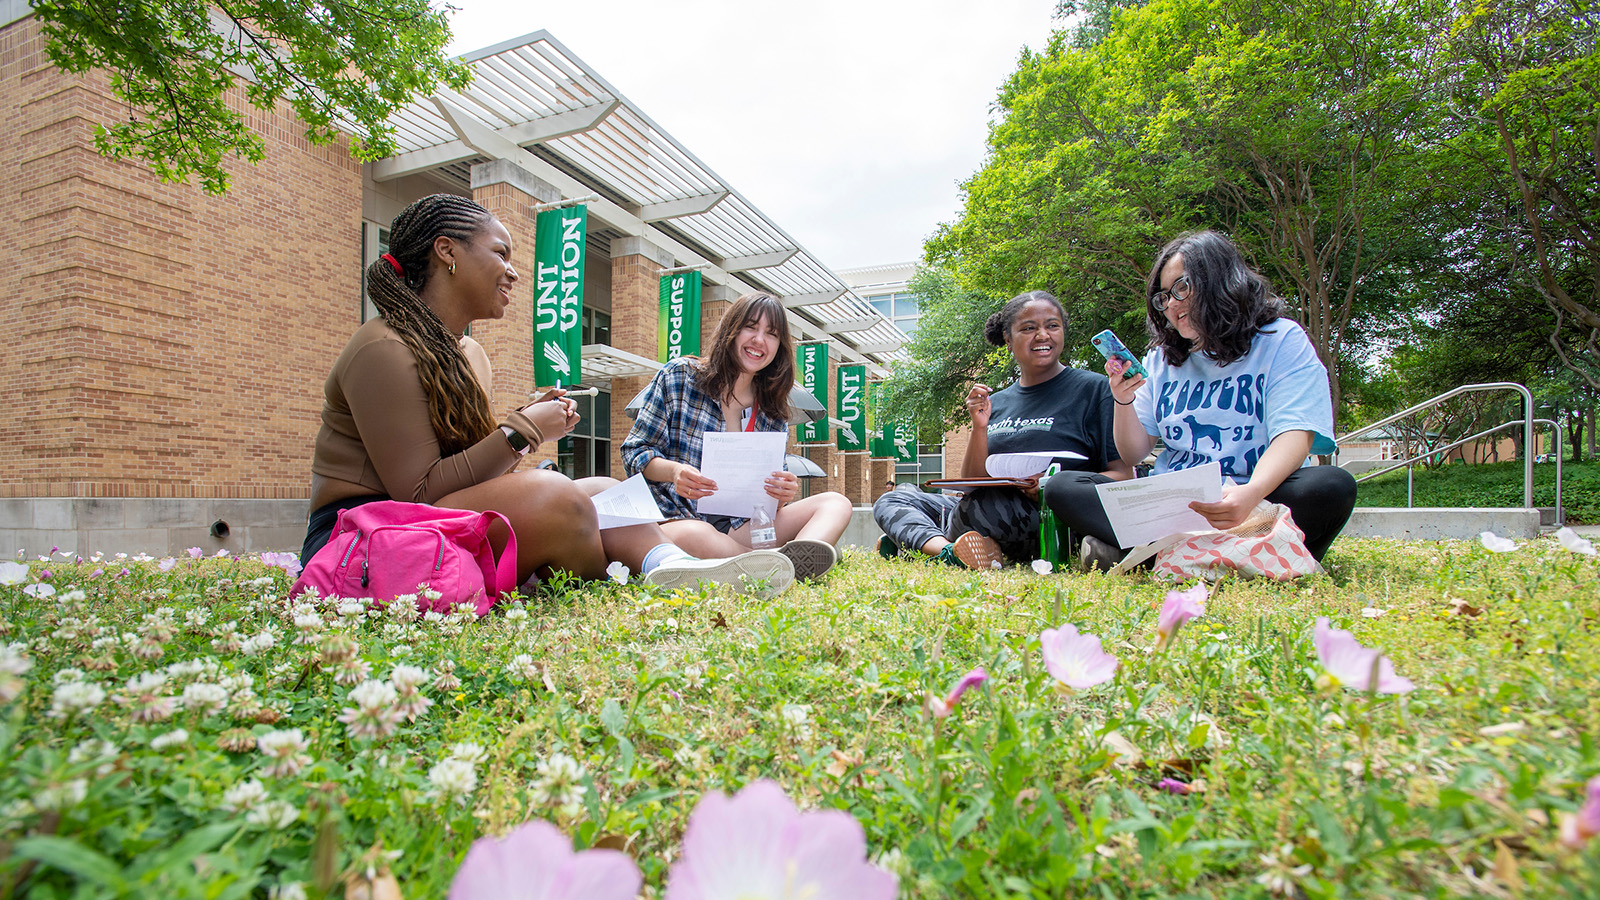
[1101,731,1143,767]
[1449,598,1485,617]
[710,612,728,629]
[1478,721,1526,737]
[1493,839,1519,889]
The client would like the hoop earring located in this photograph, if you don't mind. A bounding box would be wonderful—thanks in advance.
[449,262,456,275]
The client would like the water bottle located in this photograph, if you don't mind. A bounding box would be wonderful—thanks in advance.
[750,499,779,550]
[1038,463,1062,566]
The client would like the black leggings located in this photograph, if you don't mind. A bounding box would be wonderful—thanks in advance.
[1043,466,1357,561]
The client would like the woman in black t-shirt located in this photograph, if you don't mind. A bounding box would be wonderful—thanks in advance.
[953,291,1134,562]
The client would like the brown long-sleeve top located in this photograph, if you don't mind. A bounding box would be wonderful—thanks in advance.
[308,318,542,510]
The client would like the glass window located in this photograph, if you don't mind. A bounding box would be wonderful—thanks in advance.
[870,298,892,315]
[361,223,391,323]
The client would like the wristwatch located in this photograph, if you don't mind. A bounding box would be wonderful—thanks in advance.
[501,425,531,455]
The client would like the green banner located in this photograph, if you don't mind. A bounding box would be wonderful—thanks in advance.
[888,423,918,462]
[657,270,701,361]
[836,364,866,451]
[796,343,829,443]
[867,381,888,457]
[533,205,587,387]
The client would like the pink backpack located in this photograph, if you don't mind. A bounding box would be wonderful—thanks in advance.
[291,501,518,615]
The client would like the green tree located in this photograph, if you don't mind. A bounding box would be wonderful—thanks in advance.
[1444,0,1600,391]
[927,0,1454,423]
[878,269,1007,432]
[34,0,471,193]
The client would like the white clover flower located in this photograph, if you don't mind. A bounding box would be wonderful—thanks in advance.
[529,753,587,808]
[268,882,308,900]
[426,758,478,805]
[184,608,212,629]
[240,631,277,656]
[390,644,412,658]
[504,605,529,623]
[672,745,705,768]
[68,739,119,776]
[57,589,87,604]
[1254,843,1312,897]
[431,659,461,692]
[336,599,367,621]
[53,668,86,685]
[333,656,372,686]
[181,682,229,714]
[422,610,446,626]
[246,800,300,830]
[257,728,312,778]
[781,703,811,726]
[682,663,706,690]
[448,742,488,764]
[505,654,539,682]
[419,587,442,605]
[221,672,254,692]
[33,779,88,812]
[388,595,420,621]
[338,680,401,740]
[221,779,268,813]
[389,665,428,692]
[50,681,105,718]
[150,729,190,751]
[166,659,206,678]
[125,671,166,692]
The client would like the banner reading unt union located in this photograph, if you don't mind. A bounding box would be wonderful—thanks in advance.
[533,205,587,387]
[888,423,917,462]
[836,364,866,451]
[796,342,828,444]
[657,270,701,362]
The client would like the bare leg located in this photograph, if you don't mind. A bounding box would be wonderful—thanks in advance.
[919,537,951,556]
[774,491,854,544]
[570,476,692,572]
[660,518,747,558]
[440,470,607,582]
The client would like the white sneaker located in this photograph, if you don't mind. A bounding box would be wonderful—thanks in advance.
[645,550,795,598]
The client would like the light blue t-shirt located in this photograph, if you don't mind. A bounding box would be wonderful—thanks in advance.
[1133,318,1336,478]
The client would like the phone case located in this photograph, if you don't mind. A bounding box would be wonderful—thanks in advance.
[1090,329,1150,380]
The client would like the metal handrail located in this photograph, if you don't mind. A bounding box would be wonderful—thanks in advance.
[1334,382,1564,525]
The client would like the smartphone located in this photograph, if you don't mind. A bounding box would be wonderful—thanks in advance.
[1090,329,1149,380]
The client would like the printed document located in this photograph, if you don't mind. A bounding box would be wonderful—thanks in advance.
[986,450,1087,479]
[1095,462,1222,548]
[696,431,788,517]
[589,474,666,530]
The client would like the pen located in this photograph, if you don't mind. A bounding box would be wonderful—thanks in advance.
[529,386,599,401]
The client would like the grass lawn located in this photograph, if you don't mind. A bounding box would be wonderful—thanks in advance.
[1355,456,1600,524]
[3,534,1599,898]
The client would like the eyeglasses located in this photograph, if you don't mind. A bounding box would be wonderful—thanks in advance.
[1152,275,1193,312]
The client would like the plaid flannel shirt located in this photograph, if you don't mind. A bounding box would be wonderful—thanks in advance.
[621,357,788,522]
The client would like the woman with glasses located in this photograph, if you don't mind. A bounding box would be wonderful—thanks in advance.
[1047,230,1357,571]
[875,290,1132,567]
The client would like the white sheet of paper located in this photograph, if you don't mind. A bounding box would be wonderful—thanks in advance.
[696,431,788,517]
[590,474,666,530]
[986,450,1088,479]
[1095,462,1223,548]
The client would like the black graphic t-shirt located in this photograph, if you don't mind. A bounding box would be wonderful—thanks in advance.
[984,367,1120,473]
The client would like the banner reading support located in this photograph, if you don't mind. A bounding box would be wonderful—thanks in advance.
[657,270,701,362]
[796,343,829,444]
[534,205,587,387]
[836,364,866,451]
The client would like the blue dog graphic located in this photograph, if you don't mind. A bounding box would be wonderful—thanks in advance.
[1183,415,1223,452]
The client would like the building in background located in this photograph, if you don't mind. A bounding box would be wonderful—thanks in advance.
[0,19,906,554]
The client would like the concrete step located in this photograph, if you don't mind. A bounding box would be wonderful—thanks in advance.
[1344,507,1540,540]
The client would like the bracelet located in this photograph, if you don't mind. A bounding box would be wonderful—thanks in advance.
[1113,398,1134,406]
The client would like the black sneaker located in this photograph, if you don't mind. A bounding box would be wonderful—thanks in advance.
[1077,535,1122,573]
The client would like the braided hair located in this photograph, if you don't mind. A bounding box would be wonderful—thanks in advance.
[365,193,499,456]
[984,290,1066,346]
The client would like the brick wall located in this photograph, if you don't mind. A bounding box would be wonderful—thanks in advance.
[0,17,360,500]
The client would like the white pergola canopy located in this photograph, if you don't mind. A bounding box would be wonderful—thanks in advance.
[376,31,907,377]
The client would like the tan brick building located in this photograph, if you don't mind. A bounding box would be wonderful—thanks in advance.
[0,19,904,555]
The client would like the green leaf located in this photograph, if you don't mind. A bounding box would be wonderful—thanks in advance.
[13,835,129,891]
[600,698,627,737]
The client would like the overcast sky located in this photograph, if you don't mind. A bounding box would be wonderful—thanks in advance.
[445,0,1063,272]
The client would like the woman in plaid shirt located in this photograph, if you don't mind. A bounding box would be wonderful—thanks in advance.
[622,292,852,580]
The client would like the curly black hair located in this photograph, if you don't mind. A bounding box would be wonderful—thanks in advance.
[1146,230,1285,367]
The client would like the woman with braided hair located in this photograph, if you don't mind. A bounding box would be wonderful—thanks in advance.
[301,193,794,595]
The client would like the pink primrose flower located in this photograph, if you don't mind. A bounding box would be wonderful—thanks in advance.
[1313,617,1413,694]
[449,819,640,900]
[926,667,988,719]
[1156,584,1207,648]
[1039,624,1118,691]
[1561,776,1600,849]
[664,780,897,900]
